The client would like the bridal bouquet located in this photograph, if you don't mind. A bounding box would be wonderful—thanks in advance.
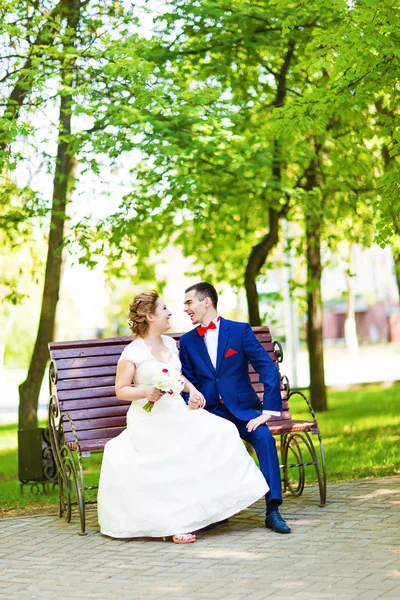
[143,368,185,412]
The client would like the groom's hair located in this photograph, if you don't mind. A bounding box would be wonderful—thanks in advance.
[185,282,218,309]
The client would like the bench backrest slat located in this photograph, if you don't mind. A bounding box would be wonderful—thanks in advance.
[63,415,127,432]
[50,344,128,360]
[57,396,130,411]
[56,376,116,391]
[57,386,116,401]
[56,356,122,369]
[63,405,131,421]
[64,427,125,443]
[57,366,117,380]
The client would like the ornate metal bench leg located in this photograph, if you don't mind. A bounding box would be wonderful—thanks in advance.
[60,446,73,523]
[48,394,69,520]
[285,433,306,497]
[61,445,87,535]
[76,461,87,537]
[285,390,327,505]
[58,472,64,518]
[280,434,289,493]
[300,431,326,507]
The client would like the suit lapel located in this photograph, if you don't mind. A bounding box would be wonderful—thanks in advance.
[216,318,230,373]
[192,329,216,372]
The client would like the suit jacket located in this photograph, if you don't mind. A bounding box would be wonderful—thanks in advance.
[179,317,282,421]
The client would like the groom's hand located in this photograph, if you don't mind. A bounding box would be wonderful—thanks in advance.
[188,392,206,410]
[246,414,272,432]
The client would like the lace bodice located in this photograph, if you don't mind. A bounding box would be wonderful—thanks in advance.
[119,335,181,387]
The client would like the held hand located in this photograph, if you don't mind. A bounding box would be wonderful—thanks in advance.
[246,414,272,432]
[145,387,164,404]
[188,391,206,410]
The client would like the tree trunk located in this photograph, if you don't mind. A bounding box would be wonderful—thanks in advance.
[303,144,327,412]
[18,1,80,430]
[244,208,280,325]
[306,215,328,411]
[243,43,294,325]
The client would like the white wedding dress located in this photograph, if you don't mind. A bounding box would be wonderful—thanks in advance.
[97,335,268,538]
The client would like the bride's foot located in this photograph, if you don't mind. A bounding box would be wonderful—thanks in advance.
[171,533,196,544]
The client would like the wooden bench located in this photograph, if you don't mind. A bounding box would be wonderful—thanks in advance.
[48,326,326,534]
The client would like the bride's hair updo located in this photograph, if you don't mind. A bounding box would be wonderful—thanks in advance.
[128,290,159,338]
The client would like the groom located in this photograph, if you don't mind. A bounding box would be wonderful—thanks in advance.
[180,282,291,534]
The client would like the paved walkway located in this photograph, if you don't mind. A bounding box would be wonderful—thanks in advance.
[0,477,399,600]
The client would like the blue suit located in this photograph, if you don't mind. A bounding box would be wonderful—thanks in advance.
[180,318,283,505]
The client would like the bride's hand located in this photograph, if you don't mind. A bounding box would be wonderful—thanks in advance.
[188,391,206,410]
[145,387,164,404]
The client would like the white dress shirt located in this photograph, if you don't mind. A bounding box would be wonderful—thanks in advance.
[203,316,220,369]
[202,316,280,418]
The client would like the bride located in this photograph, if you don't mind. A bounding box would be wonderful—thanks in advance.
[97,290,268,543]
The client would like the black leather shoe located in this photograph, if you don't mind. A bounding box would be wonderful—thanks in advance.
[265,512,291,534]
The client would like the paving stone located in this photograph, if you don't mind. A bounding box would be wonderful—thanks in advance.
[1,477,400,600]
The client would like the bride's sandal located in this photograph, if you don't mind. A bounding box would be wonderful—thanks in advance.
[171,533,196,544]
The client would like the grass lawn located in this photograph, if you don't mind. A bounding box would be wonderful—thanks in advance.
[0,383,399,516]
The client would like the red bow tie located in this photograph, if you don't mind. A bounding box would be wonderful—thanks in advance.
[197,321,217,337]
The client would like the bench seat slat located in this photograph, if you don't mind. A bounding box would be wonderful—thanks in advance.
[267,420,318,434]
[63,415,127,432]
